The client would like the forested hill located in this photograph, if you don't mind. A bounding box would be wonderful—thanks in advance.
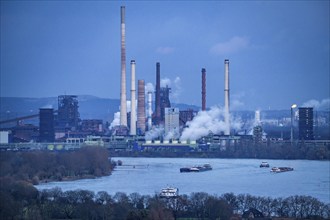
[0,96,199,123]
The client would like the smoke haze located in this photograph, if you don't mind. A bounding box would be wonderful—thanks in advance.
[180,106,242,141]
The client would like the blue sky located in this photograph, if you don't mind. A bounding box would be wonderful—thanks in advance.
[1,1,329,110]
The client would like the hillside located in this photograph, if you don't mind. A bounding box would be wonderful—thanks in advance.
[0,96,200,124]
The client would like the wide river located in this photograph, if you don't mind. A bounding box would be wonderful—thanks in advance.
[36,158,330,203]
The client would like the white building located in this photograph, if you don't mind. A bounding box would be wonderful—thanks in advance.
[164,108,179,136]
[0,131,9,144]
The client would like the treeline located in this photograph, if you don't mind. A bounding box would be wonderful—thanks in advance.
[0,147,114,184]
[219,142,330,160]
[1,186,329,220]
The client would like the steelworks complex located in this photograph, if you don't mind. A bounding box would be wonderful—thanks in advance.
[0,6,329,151]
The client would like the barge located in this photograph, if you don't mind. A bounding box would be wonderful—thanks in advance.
[180,164,212,172]
[271,167,294,173]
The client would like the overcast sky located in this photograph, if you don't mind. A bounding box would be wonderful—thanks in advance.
[1,1,329,110]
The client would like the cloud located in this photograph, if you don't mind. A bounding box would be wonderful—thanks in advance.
[301,98,330,110]
[210,36,249,55]
[231,92,245,110]
[156,46,175,55]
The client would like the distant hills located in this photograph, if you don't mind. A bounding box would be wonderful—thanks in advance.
[1,96,329,127]
[0,96,200,123]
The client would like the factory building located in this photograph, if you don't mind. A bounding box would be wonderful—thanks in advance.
[164,107,179,135]
[160,86,171,124]
[253,125,263,145]
[56,95,80,131]
[179,109,197,127]
[299,107,314,140]
[39,108,55,142]
[81,119,103,134]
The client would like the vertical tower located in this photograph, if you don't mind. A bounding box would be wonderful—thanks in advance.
[224,59,230,135]
[147,91,152,130]
[130,60,136,135]
[137,80,146,134]
[120,6,127,126]
[201,68,206,111]
[298,107,314,140]
[57,95,80,130]
[255,110,261,126]
[155,62,161,124]
[39,108,54,142]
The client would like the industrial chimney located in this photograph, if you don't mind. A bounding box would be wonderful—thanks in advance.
[120,6,127,126]
[201,68,206,111]
[137,80,146,134]
[130,60,136,135]
[224,59,230,135]
[155,62,161,125]
[147,91,152,130]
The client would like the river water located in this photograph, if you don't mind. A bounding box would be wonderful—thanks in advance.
[36,158,330,203]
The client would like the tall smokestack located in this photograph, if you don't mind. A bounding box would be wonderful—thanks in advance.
[201,68,206,111]
[147,91,152,130]
[224,59,230,135]
[155,62,161,124]
[120,6,127,126]
[137,80,146,134]
[130,60,136,135]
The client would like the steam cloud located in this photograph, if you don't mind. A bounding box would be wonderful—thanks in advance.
[145,125,164,141]
[164,127,180,140]
[109,112,120,129]
[145,82,154,93]
[180,106,242,141]
[301,98,330,110]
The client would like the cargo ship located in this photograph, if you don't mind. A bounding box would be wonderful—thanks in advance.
[180,164,212,172]
[271,167,294,173]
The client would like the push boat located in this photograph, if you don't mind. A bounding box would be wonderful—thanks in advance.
[180,164,212,172]
[159,187,179,198]
[260,161,270,168]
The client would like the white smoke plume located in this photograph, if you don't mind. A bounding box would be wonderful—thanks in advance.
[172,77,182,102]
[180,106,242,141]
[160,78,171,87]
[109,112,120,129]
[164,127,180,140]
[145,82,154,93]
[145,125,164,141]
[301,98,330,110]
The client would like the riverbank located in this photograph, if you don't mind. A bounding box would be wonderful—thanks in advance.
[0,147,114,186]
